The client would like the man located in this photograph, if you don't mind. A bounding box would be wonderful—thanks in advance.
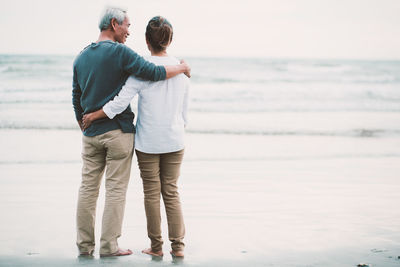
[72,6,190,257]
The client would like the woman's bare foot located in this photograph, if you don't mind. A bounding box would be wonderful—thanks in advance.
[170,250,184,257]
[142,248,163,257]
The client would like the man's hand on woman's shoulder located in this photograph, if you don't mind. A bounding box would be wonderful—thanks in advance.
[180,59,191,78]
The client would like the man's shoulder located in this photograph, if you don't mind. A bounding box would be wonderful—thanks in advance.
[73,43,98,66]
[73,44,91,66]
[105,42,141,62]
[111,42,137,55]
[76,41,136,55]
[74,41,137,62]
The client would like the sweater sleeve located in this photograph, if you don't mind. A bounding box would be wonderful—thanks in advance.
[72,65,84,121]
[120,45,166,81]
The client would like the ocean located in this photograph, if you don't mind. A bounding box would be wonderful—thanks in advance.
[1,55,400,266]
[1,55,400,137]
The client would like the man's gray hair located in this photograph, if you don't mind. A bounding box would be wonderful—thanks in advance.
[98,6,127,31]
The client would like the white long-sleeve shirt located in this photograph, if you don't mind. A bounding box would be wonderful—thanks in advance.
[103,55,190,154]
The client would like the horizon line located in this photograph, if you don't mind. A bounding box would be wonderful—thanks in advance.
[0,53,400,62]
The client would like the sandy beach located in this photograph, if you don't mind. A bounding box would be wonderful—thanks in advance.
[0,129,399,267]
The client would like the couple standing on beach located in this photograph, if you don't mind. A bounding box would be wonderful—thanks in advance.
[72,6,190,258]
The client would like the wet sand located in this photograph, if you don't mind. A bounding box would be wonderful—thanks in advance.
[0,129,400,266]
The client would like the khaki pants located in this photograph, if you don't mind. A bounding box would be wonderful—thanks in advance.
[76,129,134,255]
[135,149,185,252]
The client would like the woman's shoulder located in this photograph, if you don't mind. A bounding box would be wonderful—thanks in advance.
[165,55,180,64]
[147,55,180,65]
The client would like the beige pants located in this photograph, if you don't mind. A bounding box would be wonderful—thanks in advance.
[136,149,185,252]
[76,129,134,255]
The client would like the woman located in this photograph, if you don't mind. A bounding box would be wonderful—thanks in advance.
[82,16,189,257]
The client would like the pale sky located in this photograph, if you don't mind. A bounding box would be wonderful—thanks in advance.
[1,0,400,59]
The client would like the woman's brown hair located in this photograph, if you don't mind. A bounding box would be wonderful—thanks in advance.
[145,16,173,53]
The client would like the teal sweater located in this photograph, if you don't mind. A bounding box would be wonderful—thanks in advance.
[72,40,166,136]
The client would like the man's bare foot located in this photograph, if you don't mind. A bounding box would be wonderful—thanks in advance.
[170,250,184,257]
[142,248,163,257]
[79,249,94,257]
[100,248,133,257]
